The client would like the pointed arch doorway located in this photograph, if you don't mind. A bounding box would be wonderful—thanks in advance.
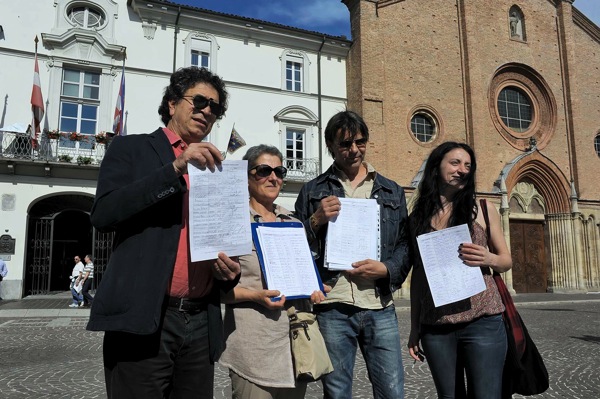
[501,150,571,293]
[25,194,112,296]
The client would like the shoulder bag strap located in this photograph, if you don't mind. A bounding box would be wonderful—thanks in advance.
[480,198,526,357]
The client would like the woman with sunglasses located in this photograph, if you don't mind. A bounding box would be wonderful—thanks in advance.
[219,145,325,399]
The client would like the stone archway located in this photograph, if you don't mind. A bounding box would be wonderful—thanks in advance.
[25,194,95,296]
[500,150,571,293]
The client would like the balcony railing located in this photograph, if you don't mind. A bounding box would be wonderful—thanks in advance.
[0,132,107,165]
[283,157,320,182]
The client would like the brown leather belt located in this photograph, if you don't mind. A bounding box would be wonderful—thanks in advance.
[166,296,209,313]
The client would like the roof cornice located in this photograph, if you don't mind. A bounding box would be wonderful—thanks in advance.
[572,7,600,44]
[129,0,351,56]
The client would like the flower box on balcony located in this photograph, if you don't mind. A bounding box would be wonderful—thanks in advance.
[46,130,60,140]
[69,132,83,141]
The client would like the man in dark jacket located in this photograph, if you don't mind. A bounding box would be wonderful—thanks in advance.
[88,67,240,398]
[295,110,411,399]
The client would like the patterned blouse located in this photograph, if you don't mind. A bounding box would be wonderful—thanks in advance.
[417,221,505,325]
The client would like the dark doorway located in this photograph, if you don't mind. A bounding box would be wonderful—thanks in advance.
[25,194,96,296]
[509,220,548,293]
[50,210,93,292]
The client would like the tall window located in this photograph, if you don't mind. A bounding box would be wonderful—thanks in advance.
[286,59,303,92]
[68,6,105,29]
[281,50,309,93]
[185,35,216,70]
[191,50,210,68]
[498,87,532,133]
[60,68,100,149]
[286,127,305,170]
[595,134,600,158]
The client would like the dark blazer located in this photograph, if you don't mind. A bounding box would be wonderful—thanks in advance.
[87,128,230,360]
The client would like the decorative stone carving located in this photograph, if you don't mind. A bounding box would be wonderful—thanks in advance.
[142,21,157,40]
[510,181,545,214]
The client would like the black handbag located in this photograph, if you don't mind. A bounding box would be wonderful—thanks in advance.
[480,199,549,398]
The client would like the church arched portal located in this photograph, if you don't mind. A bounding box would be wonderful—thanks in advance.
[25,194,108,296]
[501,150,570,293]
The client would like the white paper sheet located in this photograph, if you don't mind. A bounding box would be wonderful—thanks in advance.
[188,160,252,261]
[256,226,321,298]
[325,198,380,270]
[416,224,486,307]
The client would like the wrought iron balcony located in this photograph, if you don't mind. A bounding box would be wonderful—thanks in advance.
[0,132,107,166]
[283,157,320,182]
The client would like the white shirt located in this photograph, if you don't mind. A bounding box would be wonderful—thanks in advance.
[72,262,84,279]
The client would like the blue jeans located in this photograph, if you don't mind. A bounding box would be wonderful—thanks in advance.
[421,314,507,399]
[71,285,83,304]
[316,304,404,399]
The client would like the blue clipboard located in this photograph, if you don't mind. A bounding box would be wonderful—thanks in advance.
[251,222,325,301]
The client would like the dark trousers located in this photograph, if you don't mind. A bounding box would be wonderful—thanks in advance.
[103,307,213,399]
[81,278,94,305]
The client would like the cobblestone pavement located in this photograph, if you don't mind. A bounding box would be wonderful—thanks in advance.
[0,294,598,398]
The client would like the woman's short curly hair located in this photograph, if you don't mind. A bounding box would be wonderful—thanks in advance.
[158,67,228,126]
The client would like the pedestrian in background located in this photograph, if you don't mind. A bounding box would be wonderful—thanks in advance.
[408,141,512,398]
[0,259,7,300]
[79,254,94,308]
[69,255,84,308]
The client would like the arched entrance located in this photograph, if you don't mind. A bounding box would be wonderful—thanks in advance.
[500,150,570,293]
[25,193,112,296]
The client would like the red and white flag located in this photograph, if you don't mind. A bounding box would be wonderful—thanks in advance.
[30,38,45,146]
[112,61,126,136]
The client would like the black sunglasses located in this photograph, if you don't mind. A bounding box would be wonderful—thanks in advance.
[338,137,368,149]
[250,164,288,179]
[182,95,225,117]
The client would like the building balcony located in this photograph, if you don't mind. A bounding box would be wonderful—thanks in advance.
[283,157,320,183]
[0,132,107,166]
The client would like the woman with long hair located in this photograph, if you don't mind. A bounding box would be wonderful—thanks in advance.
[408,141,512,398]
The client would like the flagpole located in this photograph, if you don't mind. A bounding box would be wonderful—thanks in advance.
[32,36,38,137]
[119,56,125,135]
[112,50,126,136]
[30,35,45,149]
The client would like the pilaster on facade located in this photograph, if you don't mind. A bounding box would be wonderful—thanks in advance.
[556,0,579,193]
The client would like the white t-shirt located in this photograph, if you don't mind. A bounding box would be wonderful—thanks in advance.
[72,262,84,279]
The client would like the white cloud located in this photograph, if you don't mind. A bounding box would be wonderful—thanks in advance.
[254,0,349,30]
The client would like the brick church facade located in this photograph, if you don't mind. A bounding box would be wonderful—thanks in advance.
[343,0,600,293]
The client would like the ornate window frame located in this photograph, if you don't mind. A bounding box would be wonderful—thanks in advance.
[280,50,310,93]
[489,63,556,151]
[183,32,219,72]
[274,106,318,180]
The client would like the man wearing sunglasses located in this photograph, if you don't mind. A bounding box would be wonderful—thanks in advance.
[295,110,411,399]
[88,66,241,398]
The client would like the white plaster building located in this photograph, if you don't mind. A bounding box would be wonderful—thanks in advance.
[0,0,350,298]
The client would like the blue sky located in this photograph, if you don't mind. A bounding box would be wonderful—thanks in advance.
[177,0,599,38]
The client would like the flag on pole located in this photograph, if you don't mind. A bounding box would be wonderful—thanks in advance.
[30,36,45,147]
[226,124,246,154]
[112,59,126,136]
